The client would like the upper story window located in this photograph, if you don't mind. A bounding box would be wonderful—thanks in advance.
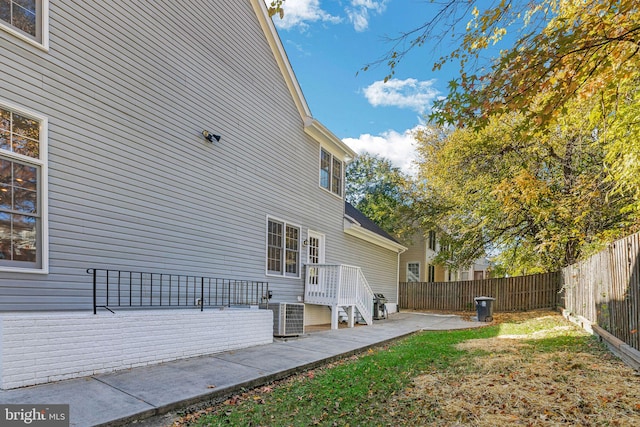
[266,217,300,278]
[0,0,49,49]
[0,102,47,272]
[427,230,436,251]
[320,148,343,197]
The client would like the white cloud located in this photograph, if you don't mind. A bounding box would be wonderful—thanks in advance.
[346,0,387,32]
[268,0,342,30]
[343,124,426,176]
[267,0,386,32]
[363,78,440,114]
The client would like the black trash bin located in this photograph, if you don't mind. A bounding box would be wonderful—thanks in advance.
[474,296,495,322]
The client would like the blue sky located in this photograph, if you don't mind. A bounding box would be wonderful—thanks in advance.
[267,0,465,174]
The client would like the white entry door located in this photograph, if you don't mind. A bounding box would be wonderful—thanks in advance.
[306,231,325,286]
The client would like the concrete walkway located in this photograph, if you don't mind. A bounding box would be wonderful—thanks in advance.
[0,312,485,427]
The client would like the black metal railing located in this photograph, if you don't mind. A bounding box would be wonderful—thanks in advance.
[88,268,270,314]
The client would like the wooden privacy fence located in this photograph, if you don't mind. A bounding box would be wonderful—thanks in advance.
[562,232,640,352]
[399,272,561,312]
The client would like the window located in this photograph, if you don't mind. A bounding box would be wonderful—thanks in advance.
[266,218,300,277]
[0,102,47,272]
[319,148,342,197]
[427,265,435,282]
[427,230,436,251]
[407,262,420,282]
[0,0,48,49]
[331,157,342,195]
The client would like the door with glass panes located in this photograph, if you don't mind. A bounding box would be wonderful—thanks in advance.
[306,231,324,288]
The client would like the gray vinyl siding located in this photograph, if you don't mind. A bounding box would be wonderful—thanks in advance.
[0,0,400,312]
[340,237,400,304]
[0,0,313,311]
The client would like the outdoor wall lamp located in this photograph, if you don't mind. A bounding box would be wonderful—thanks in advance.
[302,239,309,247]
[202,130,221,143]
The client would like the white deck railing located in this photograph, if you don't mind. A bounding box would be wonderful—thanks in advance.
[304,264,374,327]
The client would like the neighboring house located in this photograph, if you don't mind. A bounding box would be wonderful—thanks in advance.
[399,231,490,282]
[0,0,405,389]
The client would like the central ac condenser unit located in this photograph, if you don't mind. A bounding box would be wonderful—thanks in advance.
[269,302,304,337]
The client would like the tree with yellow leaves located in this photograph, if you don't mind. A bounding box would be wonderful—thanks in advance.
[366,1,640,129]
[413,101,635,274]
[384,0,640,272]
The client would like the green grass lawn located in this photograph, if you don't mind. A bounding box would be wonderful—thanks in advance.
[181,312,640,427]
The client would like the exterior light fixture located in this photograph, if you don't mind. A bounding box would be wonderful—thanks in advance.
[202,130,221,143]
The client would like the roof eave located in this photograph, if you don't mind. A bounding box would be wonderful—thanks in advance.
[250,1,356,162]
[344,218,407,253]
[305,118,356,162]
[249,0,311,120]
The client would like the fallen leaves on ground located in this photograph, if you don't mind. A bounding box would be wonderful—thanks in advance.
[169,310,640,427]
[385,310,640,426]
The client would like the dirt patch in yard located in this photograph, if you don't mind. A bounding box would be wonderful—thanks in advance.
[389,310,640,426]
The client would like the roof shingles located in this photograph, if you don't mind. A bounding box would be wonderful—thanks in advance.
[344,202,401,245]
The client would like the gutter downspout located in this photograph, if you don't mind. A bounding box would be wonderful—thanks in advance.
[396,250,401,313]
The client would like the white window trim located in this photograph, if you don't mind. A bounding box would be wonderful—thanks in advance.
[265,215,301,279]
[0,0,50,51]
[318,147,343,199]
[407,261,420,282]
[305,230,325,288]
[0,99,49,274]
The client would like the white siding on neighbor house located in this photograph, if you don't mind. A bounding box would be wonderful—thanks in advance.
[0,0,341,311]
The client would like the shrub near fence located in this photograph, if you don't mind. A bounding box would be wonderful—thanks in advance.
[399,272,561,312]
[562,232,640,352]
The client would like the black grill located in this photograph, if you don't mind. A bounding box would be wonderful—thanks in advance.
[373,293,388,320]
